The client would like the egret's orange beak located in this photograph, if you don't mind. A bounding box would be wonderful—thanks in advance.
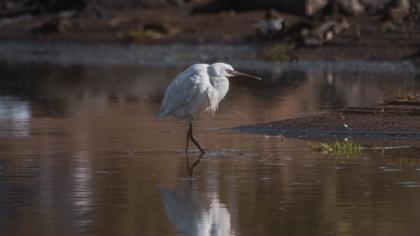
[228,70,262,80]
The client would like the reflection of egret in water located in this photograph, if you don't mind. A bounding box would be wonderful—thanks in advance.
[160,153,235,236]
[160,186,235,236]
[71,151,93,229]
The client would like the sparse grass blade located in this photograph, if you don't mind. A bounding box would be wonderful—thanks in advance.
[309,141,363,156]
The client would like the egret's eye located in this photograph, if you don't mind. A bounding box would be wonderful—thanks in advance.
[226,69,233,73]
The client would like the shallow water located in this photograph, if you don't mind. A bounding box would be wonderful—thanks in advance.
[1,62,420,236]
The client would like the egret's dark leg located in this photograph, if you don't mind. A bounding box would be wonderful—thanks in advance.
[187,152,204,177]
[188,152,204,176]
[185,152,191,174]
[187,118,205,154]
[185,127,190,154]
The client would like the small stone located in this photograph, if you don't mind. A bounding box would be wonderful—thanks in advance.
[338,0,365,15]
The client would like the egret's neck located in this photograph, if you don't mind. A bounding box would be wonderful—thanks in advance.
[206,75,230,113]
[209,76,228,89]
[209,76,229,101]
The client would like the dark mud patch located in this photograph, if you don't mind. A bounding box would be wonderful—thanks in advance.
[234,99,420,146]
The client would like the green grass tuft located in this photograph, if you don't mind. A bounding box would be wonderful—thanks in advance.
[310,140,363,156]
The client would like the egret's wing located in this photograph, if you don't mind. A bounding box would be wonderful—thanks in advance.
[158,65,209,119]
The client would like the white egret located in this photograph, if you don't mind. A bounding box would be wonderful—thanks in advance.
[158,62,261,154]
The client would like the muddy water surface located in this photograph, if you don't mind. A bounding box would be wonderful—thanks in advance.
[1,63,420,236]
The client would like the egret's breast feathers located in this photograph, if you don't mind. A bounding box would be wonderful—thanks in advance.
[205,76,229,115]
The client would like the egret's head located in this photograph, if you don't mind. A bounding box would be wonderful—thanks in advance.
[208,62,262,80]
[208,63,234,77]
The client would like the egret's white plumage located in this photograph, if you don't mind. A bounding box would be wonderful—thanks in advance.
[158,63,231,119]
[158,62,261,153]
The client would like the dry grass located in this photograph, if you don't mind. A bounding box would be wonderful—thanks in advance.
[261,43,290,62]
[120,29,163,42]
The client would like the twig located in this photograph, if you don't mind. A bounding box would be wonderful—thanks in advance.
[363,145,412,150]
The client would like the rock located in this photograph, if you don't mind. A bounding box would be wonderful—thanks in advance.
[410,1,420,19]
[306,0,329,16]
[301,18,350,46]
[332,18,350,34]
[384,0,410,21]
[255,9,285,37]
[412,0,420,11]
[337,0,365,15]
[315,21,337,37]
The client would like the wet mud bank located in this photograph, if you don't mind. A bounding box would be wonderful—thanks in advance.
[235,98,420,146]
